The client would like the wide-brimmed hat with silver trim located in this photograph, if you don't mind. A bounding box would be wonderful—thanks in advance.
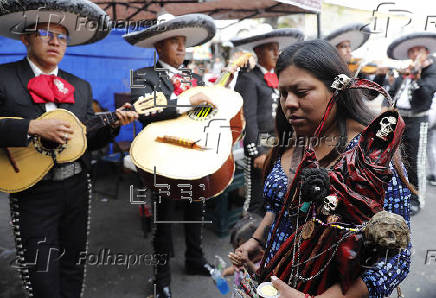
[231,27,304,50]
[387,32,436,60]
[0,0,111,46]
[324,23,370,51]
[123,13,216,48]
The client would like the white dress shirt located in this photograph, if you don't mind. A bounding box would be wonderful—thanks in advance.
[396,78,412,110]
[257,64,279,118]
[158,60,192,114]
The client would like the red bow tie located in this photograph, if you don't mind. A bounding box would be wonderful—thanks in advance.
[28,74,75,104]
[402,73,418,80]
[171,74,198,96]
[264,72,279,89]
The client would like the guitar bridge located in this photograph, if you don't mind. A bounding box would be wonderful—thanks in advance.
[155,136,207,150]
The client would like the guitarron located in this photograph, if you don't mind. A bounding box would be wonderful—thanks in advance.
[130,54,253,200]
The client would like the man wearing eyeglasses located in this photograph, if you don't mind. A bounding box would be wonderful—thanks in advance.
[0,2,137,296]
[0,25,75,147]
[23,26,70,71]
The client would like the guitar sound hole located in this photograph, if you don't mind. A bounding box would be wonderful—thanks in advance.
[33,136,66,158]
[41,139,62,150]
[188,106,217,121]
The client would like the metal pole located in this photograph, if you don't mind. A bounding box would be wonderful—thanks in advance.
[317,12,321,38]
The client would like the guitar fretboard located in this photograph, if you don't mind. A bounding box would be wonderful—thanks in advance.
[87,111,120,132]
[97,111,119,126]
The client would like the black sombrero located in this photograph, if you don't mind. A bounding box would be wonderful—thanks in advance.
[231,28,304,50]
[123,13,216,48]
[387,32,436,60]
[0,0,111,46]
[324,23,370,51]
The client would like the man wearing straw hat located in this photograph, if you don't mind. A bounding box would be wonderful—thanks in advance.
[386,32,436,215]
[231,27,304,216]
[0,1,137,297]
[124,12,216,298]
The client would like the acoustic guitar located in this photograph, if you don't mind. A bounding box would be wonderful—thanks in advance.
[0,92,167,193]
[130,54,253,201]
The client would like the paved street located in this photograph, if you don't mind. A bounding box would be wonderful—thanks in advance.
[1,164,435,298]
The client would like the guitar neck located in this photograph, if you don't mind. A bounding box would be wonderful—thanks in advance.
[86,111,120,133]
[216,71,232,87]
[97,111,119,126]
[87,92,166,132]
[216,54,253,87]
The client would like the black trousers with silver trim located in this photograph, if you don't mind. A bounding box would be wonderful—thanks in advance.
[152,196,205,287]
[401,115,428,202]
[10,171,90,298]
[243,157,265,216]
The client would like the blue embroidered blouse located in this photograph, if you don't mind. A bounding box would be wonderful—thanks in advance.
[263,135,411,297]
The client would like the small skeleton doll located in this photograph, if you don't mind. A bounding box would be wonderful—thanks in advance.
[259,109,406,296]
[376,116,397,141]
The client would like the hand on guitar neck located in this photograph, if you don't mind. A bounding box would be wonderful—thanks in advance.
[111,102,138,127]
[178,54,254,109]
[27,103,138,145]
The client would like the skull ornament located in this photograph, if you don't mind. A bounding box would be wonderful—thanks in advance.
[331,74,352,90]
[321,195,338,216]
[364,211,410,250]
[376,116,397,141]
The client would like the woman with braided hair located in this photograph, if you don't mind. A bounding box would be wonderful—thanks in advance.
[230,40,413,297]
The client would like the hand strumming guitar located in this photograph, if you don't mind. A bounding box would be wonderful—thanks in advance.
[28,118,74,144]
[188,91,216,108]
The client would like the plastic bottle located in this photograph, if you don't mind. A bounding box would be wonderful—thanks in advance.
[205,257,230,295]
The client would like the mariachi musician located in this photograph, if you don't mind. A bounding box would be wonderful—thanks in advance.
[324,23,387,79]
[324,23,370,67]
[123,12,216,298]
[386,32,436,215]
[232,28,304,216]
[0,1,137,297]
[324,23,389,104]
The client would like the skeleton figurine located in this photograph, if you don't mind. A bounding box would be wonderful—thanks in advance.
[364,210,410,250]
[376,116,397,141]
[331,74,352,91]
[321,195,338,216]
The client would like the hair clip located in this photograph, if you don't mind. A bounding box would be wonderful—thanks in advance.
[331,74,352,91]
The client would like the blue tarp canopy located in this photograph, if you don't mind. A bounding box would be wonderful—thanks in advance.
[0,30,155,142]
